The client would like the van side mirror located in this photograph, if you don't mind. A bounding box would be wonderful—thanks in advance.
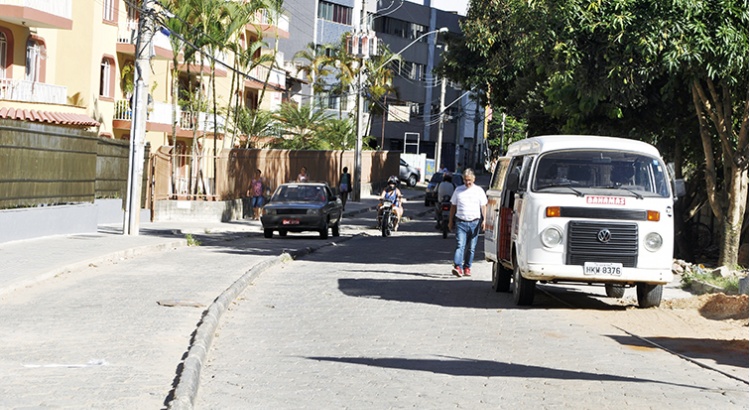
[673,179,686,197]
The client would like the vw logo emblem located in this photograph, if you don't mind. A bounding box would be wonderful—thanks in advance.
[597,229,612,243]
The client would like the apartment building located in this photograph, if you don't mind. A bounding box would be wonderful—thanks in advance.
[0,1,95,125]
[0,0,291,198]
[371,0,482,171]
[278,0,483,171]
[277,0,373,113]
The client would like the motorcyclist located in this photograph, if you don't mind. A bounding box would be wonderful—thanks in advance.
[435,172,456,227]
[379,175,404,231]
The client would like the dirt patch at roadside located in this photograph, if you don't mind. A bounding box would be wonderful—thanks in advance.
[661,294,749,321]
[561,292,749,381]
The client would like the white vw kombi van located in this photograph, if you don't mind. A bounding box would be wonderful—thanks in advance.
[484,135,684,308]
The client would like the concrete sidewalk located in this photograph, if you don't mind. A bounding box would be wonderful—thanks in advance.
[0,193,391,298]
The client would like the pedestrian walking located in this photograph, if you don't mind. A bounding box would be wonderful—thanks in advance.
[448,168,487,277]
[247,169,266,220]
[339,167,351,211]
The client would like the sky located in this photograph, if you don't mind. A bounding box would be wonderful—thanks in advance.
[406,0,469,16]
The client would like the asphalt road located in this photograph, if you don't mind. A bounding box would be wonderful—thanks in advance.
[195,207,749,409]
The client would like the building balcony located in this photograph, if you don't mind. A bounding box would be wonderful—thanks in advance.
[0,78,66,104]
[247,64,286,90]
[247,9,289,39]
[113,99,226,136]
[0,0,72,29]
[116,21,174,60]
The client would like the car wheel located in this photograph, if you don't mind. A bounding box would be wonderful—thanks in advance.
[513,262,536,305]
[332,220,340,237]
[279,230,288,237]
[263,229,273,238]
[407,174,417,187]
[319,220,329,239]
[636,283,662,308]
[605,283,625,298]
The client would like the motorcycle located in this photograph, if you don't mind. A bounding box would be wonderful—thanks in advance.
[436,195,452,239]
[377,199,398,237]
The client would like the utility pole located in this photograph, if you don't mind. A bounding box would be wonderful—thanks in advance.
[354,58,363,201]
[435,45,447,172]
[352,0,370,202]
[435,76,447,171]
[123,0,154,235]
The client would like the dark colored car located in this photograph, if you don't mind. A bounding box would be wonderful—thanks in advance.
[261,182,343,239]
[399,159,421,187]
[424,172,464,206]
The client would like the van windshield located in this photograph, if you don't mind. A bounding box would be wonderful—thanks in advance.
[532,151,671,198]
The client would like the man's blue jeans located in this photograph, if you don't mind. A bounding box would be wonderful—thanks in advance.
[454,219,480,268]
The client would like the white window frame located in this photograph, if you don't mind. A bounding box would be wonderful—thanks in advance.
[25,40,41,82]
[103,0,115,22]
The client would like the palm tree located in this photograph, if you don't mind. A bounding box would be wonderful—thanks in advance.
[160,0,194,197]
[235,107,277,148]
[330,34,358,120]
[294,42,334,106]
[270,102,332,149]
[319,117,356,150]
[363,47,400,140]
[227,39,275,148]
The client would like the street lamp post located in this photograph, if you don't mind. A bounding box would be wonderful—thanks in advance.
[351,27,448,201]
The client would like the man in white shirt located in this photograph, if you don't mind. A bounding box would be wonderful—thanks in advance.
[448,168,488,277]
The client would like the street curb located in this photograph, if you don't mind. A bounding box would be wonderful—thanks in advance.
[167,234,365,409]
[0,239,187,297]
[167,253,293,410]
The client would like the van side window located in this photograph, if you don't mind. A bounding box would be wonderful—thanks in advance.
[490,158,511,190]
[517,156,534,192]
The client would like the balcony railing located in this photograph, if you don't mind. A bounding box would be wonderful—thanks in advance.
[0,78,66,104]
[251,9,290,35]
[249,64,286,88]
[117,20,173,58]
[114,99,226,133]
[116,20,138,45]
[180,111,225,133]
[0,0,72,22]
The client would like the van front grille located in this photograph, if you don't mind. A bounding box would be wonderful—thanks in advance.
[566,221,638,267]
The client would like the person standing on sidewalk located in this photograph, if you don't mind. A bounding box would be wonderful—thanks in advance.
[338,167,351,211]
[247,169,266,220]
[297,166,309,182]
[448,168,487,277]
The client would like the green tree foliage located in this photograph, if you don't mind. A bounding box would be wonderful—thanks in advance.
[235,108,276,148]
[268,103,332,150]
[449,0,748,266]
[318,117,356,150]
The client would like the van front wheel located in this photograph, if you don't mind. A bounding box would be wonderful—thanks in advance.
[636,283,662,308]
[513,263,536,305]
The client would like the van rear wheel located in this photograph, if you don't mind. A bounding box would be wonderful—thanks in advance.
[492,262,511,293]
[513,263,535,305]
[605,283,625,298]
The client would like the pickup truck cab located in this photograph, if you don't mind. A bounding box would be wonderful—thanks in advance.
[485,135,684,308]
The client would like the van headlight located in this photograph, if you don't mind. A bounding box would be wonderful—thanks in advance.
[540,226,563,248]
[644,232,663,252]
